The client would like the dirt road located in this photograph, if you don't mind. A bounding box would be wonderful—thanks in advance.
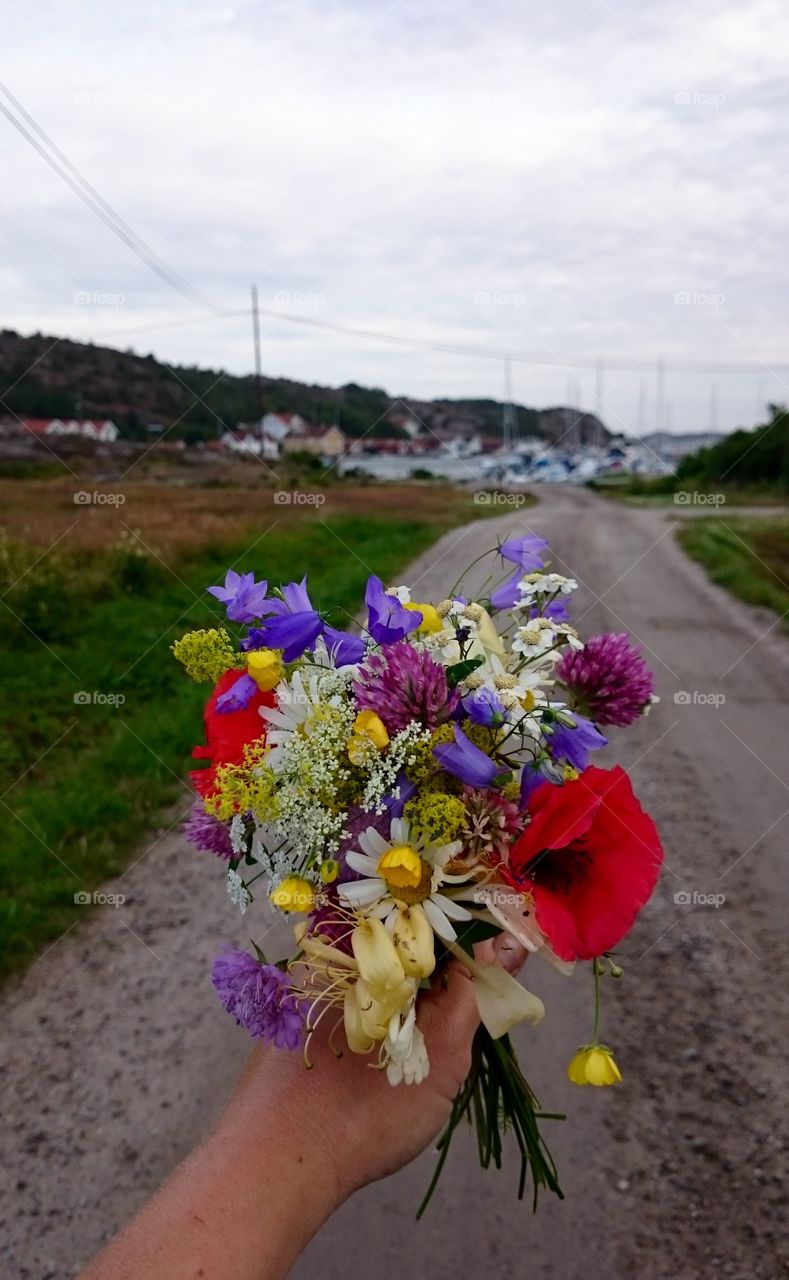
[2,487,787,1279]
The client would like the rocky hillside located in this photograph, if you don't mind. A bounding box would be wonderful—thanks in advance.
[0,328,609,447]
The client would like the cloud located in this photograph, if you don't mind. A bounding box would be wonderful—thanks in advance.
[1,0,788,432]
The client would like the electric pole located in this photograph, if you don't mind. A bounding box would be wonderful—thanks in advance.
[251,284,263,432]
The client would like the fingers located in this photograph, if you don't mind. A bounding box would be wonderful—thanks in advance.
[418,937,531,1092]
[491,933,529,975]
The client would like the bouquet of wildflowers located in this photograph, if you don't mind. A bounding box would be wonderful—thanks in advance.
[174,533,662,1210]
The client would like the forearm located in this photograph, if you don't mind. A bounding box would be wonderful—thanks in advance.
[80,1062,340,1280]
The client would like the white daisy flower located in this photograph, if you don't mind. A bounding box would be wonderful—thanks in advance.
[339,817,473,942]
[257,669,326,766]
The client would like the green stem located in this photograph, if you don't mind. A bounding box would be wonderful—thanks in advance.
[448,547,498,598]
[592,957,602,1044]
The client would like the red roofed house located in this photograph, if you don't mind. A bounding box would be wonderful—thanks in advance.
[23,417,119,443]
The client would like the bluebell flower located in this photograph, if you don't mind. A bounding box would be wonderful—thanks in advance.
[364,575,422,645]
[499,534,548,571]
[490,568,524,610]
[323,625,366,667]
[251,609,325,662]
[266,576,313,616]
[433,724,499,788]
[216,671,259,713]
[461,686,506,727]
[207,570,269,624]
[549,713,608,771]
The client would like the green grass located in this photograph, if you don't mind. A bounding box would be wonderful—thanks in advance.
[678,516,789,621]
[589,476,789,508]
[0,514,451,978]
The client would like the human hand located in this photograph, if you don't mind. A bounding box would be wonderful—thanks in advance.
[228,933,529,1203]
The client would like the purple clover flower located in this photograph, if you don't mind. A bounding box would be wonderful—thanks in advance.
[355,640,457,733]
[212,947,304,1049]
[183,801,235,859]
[556,631,655,727]
[207,570,269,624]
[433,724,499,788]
[364,576,422,645]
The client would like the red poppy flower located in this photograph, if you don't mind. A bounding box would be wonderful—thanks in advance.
[502,765,662,961]
[191,669,276,798]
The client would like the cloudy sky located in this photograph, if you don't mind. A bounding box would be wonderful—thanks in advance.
[2,0,789,434]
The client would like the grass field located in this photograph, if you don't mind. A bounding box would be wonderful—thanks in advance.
[0,477,510,979]
[589,476,789,508]
[678,516,789,622]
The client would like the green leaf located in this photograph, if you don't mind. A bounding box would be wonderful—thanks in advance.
[446,656,485,688]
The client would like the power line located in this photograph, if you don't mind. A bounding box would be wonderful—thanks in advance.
[249,305,789,376]
[0,80,222,314]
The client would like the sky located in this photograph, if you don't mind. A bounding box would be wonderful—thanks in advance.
[2,0,789,436]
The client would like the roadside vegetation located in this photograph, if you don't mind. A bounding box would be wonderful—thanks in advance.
[0,478,502,979]
[678,516,789,623]
[590,406,789,507]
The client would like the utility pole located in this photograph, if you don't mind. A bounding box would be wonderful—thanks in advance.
[638,378,647,437]
[656,358,666,437]
[502,357,516,452]
[709,383,719,433]
[251,284,263,433]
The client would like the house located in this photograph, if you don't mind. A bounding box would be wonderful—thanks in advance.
[221,428,278,459]
[23,417,119,442]
[281,424,347,460]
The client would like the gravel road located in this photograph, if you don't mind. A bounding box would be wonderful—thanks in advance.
[2,486,788,1280]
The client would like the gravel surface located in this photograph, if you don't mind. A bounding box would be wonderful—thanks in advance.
[2,486,788,1280]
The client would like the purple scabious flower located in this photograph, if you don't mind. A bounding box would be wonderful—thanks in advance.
[364,576,422,645]
[208,570,269,623]
[462,686,506,727]
[212,948,304,1049]
[354,640,457,733]
[183,801,235,859]
[434,724,499,788]
[556,632,655,727]
[548,713,607,771]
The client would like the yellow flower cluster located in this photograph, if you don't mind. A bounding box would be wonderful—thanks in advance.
[171,628,239,683]
[403,791,467,845]
[204,740,279,822]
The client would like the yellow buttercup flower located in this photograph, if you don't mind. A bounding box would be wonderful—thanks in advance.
[567,1045,622,1087]
[319,859,340,884]
[269,876,316,914]
[353,710,390,748]
[247,647,284,692]
[404,601,443,633]
[377,843,424,889]
[347,709,390,765]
